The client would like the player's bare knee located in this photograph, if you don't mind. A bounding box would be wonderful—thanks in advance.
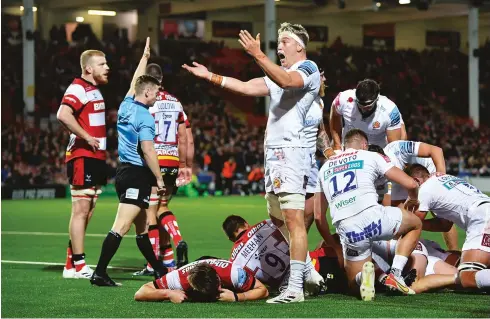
[460,271,478,289]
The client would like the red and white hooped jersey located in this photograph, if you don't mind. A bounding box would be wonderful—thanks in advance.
[59,78,107,162]
[333,89,402,148]
[153,259,256,293]
[229,220,290,288]
[148,91,185,167]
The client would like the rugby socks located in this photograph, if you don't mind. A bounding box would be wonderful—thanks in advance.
[73,254,86,272]
[355,272,362,286]
[65,240,74,270]
[288,260,306,292]
[304,253,314,275]
[146,225,160,270]
[160,244,176,268]
[475,269,490,289]
[391,255,408,278]
[95,231,122,275]
[136,233,167,277]
[158,211,183,246]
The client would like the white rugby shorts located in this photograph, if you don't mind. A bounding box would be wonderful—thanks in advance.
[335,205,403,261]
[264,147,311,196]
[462,201,490,253]
[306,153,319,194]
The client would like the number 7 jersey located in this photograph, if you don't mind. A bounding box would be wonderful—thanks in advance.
[148,91,186,167]
[317,148,394,224]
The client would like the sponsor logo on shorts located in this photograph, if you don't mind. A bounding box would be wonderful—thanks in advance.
[335,196,356,209]
[125,188,139,200]
[346,248,359,257]
[85,174,92,182]
[482,234,490,248]
[346,219,382,244]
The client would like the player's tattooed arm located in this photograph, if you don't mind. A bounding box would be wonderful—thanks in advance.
[329,105,343,151]
[316,121,334,158]
[126,37,151,97]
[422,216,453,232]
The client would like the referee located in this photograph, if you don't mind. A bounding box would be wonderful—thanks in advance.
[91,38,168,287]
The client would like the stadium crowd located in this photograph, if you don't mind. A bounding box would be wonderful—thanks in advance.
[2,20,489,191]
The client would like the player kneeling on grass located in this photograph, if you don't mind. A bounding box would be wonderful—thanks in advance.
[315,128,423,300]
[407,164,490,292]
[134,259,268,303]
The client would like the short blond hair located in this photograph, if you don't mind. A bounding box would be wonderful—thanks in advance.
[278,22,309,48]
[80,50,105,73]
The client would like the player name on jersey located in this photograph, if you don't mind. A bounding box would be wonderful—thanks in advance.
[149,91,185,167]
[230,220,289,288]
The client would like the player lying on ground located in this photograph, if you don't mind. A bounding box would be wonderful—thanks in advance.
[372,239,458,293]
[133,63,190,277]
[222,215,344,294]
[183,23,322,304]
[57,49,109,279]
[91,38,168,286]
[134,259,268,303]
[315,128,423,300]
[368,143,459,251]
[407,164,490,291]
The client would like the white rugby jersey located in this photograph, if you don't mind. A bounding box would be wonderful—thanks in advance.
[384,141,436,173]
[418,174,489,230]
[229,220,290,288]
[264,59,320,148]
[317,148,394,224]
[304,96,324,152]
[333,90,402,148]
[148,91,185,167]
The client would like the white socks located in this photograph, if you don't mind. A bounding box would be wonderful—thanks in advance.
[288,260,306,292]
[391,255,408,277]
[475,269,490,289]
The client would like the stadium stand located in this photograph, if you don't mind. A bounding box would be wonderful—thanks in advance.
[2,20,489,193]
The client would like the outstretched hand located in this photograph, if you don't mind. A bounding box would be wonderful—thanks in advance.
[238,30,263,58]
[182,62,210,79]
[142,37,151,59]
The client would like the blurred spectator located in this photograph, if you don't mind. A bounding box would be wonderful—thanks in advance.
[222,156,236,195]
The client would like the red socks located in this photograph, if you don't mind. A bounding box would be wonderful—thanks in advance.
[159,211,183,246]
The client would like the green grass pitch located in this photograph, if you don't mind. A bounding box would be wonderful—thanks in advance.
[2,196,489,317]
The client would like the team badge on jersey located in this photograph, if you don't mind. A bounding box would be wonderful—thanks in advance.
[273,177,281,190]
[373,121,380,129]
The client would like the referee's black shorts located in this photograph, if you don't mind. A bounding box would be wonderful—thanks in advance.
[115,163,156,209]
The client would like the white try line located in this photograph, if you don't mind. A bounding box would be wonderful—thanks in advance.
[1,260,140,271]
[1,231,135,238]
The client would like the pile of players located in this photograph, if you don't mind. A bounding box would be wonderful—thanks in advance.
[57,22,489,304]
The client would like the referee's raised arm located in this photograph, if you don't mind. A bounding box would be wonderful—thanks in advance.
[126,37,152,98]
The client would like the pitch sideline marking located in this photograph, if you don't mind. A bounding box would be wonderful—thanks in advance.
[1,260,140,271]
[2,231,135,238]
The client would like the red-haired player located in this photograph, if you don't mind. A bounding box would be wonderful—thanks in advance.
[57,50,109,279]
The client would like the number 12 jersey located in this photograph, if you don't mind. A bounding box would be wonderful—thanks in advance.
[317,149,394,224]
